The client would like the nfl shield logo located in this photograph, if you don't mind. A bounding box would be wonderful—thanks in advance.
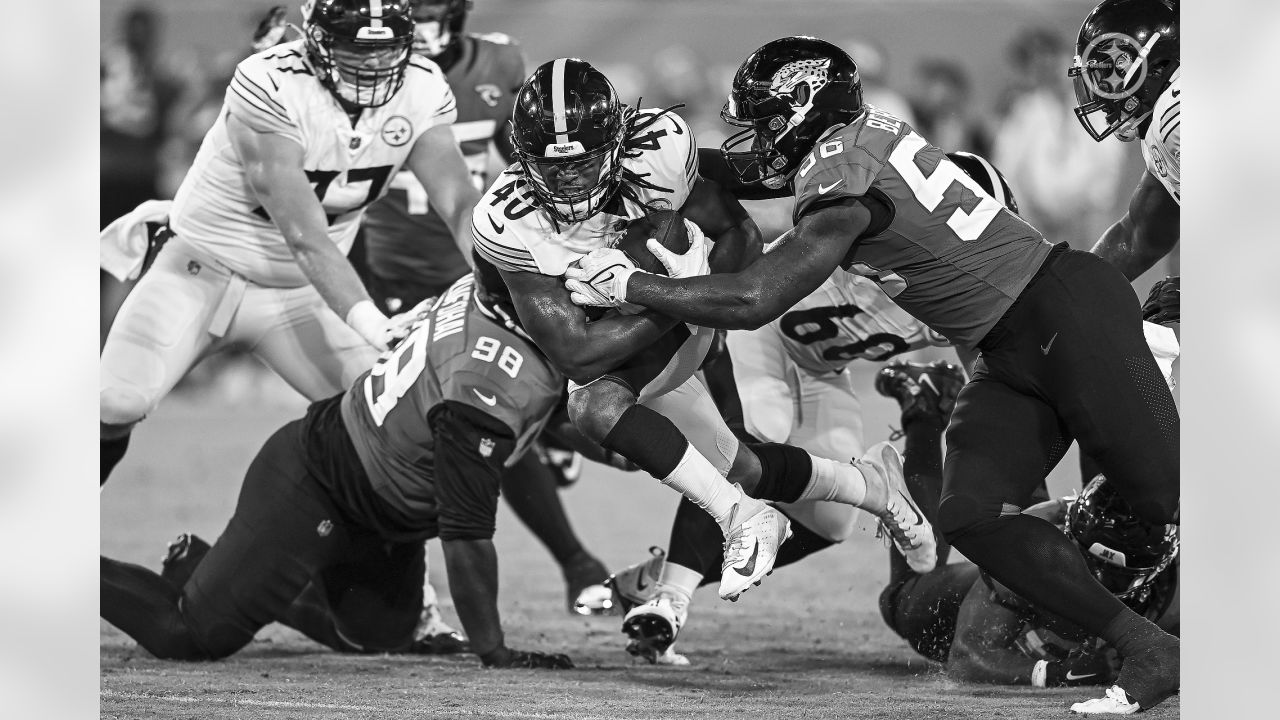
[316,519,333,537]
[349,137,361,150]
[478,438,495,457]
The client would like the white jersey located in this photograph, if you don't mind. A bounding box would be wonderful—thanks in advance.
[774,271,950,375]
[170,41,458,287]
[1140,68,1180,205]
[471,108,699,275]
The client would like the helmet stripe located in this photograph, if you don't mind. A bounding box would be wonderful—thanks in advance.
[551,58,569,144]
[370,0,384,27]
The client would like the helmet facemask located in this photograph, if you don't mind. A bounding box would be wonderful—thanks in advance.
[721,58,833,189]
[518,134,624,224]
[1069,30,1168,141]
[305,18,412,108]
[410,0,469,58]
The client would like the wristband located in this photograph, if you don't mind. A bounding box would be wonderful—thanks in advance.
[1031,659,1049,688]
[346,299,388,347]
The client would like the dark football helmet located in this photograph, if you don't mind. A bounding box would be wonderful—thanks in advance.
[1066,475,1179,618]
[1068,0,1179,142]
[409,0,470,59]
[721,36,863,189]
[946,151,1021,215]
[510,58,627,224]
[302,0,414,109]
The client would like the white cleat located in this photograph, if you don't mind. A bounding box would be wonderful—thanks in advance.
[605,546,666,615]
[718,496,792,601]
[409,603,468,654]
[654,645,690,666]
[622,593,689,664]
[1070,686,1141,715]
[857,441,937,573]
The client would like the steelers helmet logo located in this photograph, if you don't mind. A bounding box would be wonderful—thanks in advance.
[381,115,414,147]
[1081,32,1148,101]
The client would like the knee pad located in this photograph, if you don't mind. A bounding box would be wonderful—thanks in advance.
[100,387,152,427]
[936,493,1003,543]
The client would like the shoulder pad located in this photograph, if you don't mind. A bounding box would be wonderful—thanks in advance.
[225,47,303,141]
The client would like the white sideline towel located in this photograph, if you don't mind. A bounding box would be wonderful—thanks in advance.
[100,199,172,281]
[1142,320,1179,391]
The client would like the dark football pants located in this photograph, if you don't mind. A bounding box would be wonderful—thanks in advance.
[937,246,1179,637]
[102,419,423,659]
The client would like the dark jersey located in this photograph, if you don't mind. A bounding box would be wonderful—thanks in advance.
[362,33,526,295]
[337,274,562,539]
[791,105,1054,350]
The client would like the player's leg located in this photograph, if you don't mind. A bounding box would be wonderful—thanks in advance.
[101,419,345,659]
[99,240,226,484]
[498,449,610,614]
[878,561,983,663]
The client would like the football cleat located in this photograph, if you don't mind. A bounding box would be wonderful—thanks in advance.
[605,546,666,615]
[874,359,967,424]
[1070,685,1141,715]
[409,603,468,655]
[718,496,792,601]
[622,592,689,664]
[159,532,211,589]
[563,551,614,616]
[856,441,937,573]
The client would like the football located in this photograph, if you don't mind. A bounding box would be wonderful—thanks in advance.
[615,209,689,276]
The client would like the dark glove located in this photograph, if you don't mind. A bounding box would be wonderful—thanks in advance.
[252,6,291,52]
[1141,275,1180,326]
[480,646,574,669]
[1047,644,1120,686]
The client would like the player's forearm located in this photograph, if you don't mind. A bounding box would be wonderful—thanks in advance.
[441,537,505,658]
[553,311,680,384]
[626,272,781,331]
[285,235,374,320]
[1090,218,1163,282]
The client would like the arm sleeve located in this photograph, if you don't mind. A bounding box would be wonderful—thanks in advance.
[225,57,302,145]
[428,401,516,541]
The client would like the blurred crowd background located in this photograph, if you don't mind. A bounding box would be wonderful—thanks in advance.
[100,0,1173,395]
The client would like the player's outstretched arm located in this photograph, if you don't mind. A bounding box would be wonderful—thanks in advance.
[625,201,866,330]
[407,123,483,269]
[1090,169,1180,281]
[500,268,680,385]
[227,112,389,349]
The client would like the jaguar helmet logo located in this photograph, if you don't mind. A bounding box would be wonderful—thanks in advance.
[765,58,831,139]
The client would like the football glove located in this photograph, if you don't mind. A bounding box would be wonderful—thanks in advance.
[646,219,711,279]
[480,646,575,670]
[346,300,394,352]
[564,248,643,313]
[1141,275,1180,326]
[251,6,292,52]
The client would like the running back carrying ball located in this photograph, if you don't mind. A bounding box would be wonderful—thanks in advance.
[616,209,690,276]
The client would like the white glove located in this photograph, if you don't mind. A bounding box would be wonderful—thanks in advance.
[346,300,393,352]
[645,218,711,279]
[563,248,643,313]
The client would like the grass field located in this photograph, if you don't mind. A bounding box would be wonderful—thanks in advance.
[100,362,1179,720]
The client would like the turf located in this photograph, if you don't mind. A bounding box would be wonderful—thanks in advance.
[100,363,1179,719]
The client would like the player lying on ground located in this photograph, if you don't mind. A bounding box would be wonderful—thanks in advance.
[471,59,936,635]
[100,277,573,669]
[607,150,1017,664]
[565,37,1179,714]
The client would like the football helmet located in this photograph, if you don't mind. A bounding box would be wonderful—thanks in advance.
[302,0,414,109]
[1068,0,1179,141]
[510,58,627,224]
[409,0,470,59]
[1066,475,1179,618]
[721,36,863,189]
[945,151,1020,215]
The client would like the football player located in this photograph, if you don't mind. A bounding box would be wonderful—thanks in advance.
[472,58,937,653]
[880,476,1177,695]
[100,1,478,488]
[566,37,1179,713]
[609,152,1016,664]
[101,276,573,669]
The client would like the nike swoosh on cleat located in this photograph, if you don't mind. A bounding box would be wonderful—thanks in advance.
[1065,671,1097,681]
[732,542,760,577]
[635,575,650,592]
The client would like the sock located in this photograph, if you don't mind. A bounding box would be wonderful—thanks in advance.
[665,497,728,577]
[901,416,951,566]
[1102,608,1172,658]
[101,434,131,486]
[500,451,585,567]
[946,514,1129,637]
[796,455,868,507]
[655,562,701,603]
[748,442,814,503]
[601,404,690,479]
[660,444,744,531]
